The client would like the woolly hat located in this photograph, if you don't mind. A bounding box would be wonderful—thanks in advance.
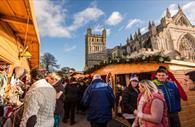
[130,76,139,81]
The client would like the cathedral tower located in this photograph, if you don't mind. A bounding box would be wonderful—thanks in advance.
[85,28,107,69]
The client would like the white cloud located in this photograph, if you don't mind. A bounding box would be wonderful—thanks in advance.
[105,11,123,25]
[34,0,71,38]
[140,27,147,34]
[64,45,77,52]
[89,1,98,8]
[162,4,178,17]
[93,25,111,36]
[34,1,104,38]
[161,2,195,24]
[183,2,195,24]
[125,19,142,29]
[68,7,104,31]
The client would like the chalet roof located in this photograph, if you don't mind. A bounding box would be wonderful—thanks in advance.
[0,0,40,68]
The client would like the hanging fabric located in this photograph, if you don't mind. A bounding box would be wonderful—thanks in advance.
[0,63,9,105]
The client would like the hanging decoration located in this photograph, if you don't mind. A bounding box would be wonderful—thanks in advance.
[84,53,171,74]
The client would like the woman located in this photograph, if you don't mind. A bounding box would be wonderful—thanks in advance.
[132,80,168,127]
[46,73,63,127]
[121,75,139,125]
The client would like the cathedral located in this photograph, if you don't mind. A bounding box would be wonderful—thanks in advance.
[85,6,195,69]
[85,28,111,69]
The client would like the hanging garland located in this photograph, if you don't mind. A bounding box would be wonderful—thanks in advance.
[84,53,171,74]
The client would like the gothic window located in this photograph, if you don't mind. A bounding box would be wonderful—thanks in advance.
[176,17,189,26]
[127,46,131,53]
[133,47,136,52]
[143,41,152,49]
[165,39,168,50]
[179,34,195,61]
[135,41,140,49]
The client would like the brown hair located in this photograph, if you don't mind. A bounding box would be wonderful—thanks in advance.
[185,71,195,82]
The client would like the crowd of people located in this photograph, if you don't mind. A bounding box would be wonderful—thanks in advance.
[115,66,194,127]
[0,68,91,127]
[0,66,194,127]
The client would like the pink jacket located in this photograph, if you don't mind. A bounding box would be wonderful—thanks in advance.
[137,93,168,127]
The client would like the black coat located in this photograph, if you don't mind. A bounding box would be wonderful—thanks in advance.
[64,82,81,103]
[121,86,139,114]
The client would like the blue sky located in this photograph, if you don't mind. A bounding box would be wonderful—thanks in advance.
[34,0,195,71]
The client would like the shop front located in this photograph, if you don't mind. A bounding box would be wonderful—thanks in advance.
[0,0,40,77]
[89,60,195,127]
[0,0,40,106]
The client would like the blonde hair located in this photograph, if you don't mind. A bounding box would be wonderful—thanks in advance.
[139,80,159,101]
[47,72,61,82]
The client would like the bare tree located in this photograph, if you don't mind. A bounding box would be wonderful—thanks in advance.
[41,53,59,72]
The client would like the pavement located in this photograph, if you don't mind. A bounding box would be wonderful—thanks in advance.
[60,113,90,127]
[60,113,129,127]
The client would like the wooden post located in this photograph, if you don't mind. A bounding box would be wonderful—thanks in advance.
[112,73,117,118]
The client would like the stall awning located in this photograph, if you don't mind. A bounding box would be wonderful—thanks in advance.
[0,0,40,68]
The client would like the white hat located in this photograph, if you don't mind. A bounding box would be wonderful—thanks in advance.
[130,76,139,81]
[93,74,102,80]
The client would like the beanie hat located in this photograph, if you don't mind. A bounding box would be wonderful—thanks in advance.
[130,76,139,81]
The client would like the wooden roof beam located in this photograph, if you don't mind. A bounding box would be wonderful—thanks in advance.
[16,32,36,38]
[0,13,33,25]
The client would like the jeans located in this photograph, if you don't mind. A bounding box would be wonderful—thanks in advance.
[64,101,76,123]
[54,114,60,127]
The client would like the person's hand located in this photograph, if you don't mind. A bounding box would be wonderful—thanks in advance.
[133,110,138,116]
[132,122,138,127]
[137,112,144,119]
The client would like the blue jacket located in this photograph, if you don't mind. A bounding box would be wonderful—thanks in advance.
[82,79,115,123]
[153,79,181,113]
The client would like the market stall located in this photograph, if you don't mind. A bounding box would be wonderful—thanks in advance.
[0,0,40,77]
[0,0,40,109]
[87,60,195,127]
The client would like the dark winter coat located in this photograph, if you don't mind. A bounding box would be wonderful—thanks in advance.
[64,82,80,103]
[121,86,139,114]
[82,79,115,123]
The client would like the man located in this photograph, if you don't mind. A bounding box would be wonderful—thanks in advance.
[185,71,195,91]
[20,68,56,127]
[82,74,115,127]
[63,77,80,125]
[153,68,181,127]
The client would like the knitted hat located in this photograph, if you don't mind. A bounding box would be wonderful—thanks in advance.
[130,76,139,81]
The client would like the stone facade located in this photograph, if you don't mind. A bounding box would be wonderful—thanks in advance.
[85,28,107,69]
[85,6,195,69]
[121,7,195,61]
